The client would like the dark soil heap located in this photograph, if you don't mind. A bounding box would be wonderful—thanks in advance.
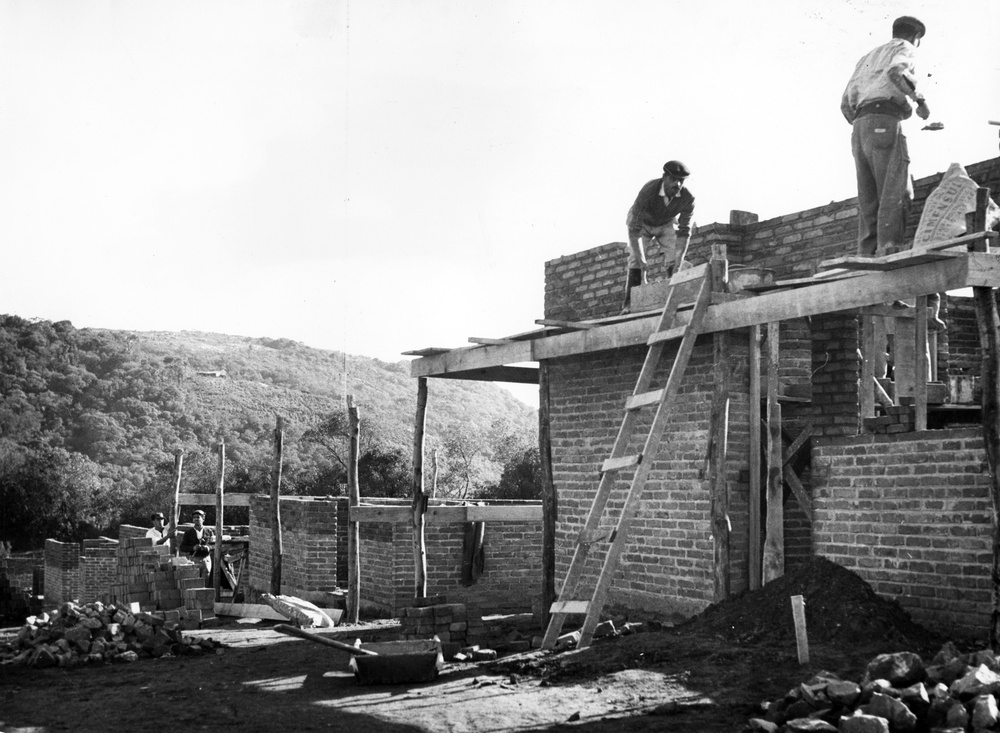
[678,556,938,647]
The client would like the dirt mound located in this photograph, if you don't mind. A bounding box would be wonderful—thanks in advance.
[678,556,938,647]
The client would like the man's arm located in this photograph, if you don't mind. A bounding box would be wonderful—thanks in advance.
[888,48,930,119]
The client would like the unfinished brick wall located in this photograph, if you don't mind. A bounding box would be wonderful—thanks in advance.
[359,512,543,617]
[812,428,992,641]
[249,496,340,602]
[80,539,118,604]
[43,540,81,607]
[548,337,751,618]
[945,295,980,378]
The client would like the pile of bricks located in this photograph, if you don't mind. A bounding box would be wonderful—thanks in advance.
[109,536,216,628]
[400,600,485,647]
[863,405,915,435]
[0,600,223,668]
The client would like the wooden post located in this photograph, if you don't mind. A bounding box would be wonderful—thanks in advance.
[411,377,429,599]
[430,449,439,499]
[967,187,1000,648]
[539,362,556,628]
[270,417,284,595]
[915,294,928,431]
[860,316,876,420]
[748,325,762,590]
[347,397,361,623]
[709,329,731,601]
[214,440,225,598]
[762,322,784,583]
[170,450,183,556]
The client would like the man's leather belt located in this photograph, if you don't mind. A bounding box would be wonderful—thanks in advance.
[856,100,907,120]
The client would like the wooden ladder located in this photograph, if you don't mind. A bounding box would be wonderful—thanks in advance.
[541,260,718,650]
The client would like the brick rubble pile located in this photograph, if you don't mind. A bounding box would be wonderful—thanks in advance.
[746,643,1000,732]
[1,600,223,668]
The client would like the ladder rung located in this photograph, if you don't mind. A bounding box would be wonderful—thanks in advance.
[647,325,688,346]
[550,601,589,615]
[668,262,710,285]
[577,528,611,545]
[602,454,641,472]
[626,389,665,410]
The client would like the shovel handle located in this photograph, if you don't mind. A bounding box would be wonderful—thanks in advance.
[273,623,379,656]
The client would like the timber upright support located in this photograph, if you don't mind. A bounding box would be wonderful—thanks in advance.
[541,258,721,650]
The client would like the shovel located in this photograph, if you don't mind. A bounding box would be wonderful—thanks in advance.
[273,623,378,656]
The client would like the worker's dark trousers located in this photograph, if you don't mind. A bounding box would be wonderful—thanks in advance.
[852,113,913,256]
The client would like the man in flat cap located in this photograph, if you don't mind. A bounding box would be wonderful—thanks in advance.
[841,16,930,257]
[180,508,215,579]
[621,160,695,314]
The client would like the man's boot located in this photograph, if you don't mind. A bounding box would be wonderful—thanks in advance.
[620,268,643,315]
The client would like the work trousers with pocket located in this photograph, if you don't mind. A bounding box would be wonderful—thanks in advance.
[851,113,913,256]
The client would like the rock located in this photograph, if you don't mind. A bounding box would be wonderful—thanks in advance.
[859,692,917,732]
[971,693,999,729]
[967,649,997,670]
[784,718,837,732]
[784,700,816,720]
[932,641,962,666]
[747,719,779,732]
[827,680,862,707]
[554,631,579,651]
[950,664,1000,699]
[865,652,926,687]
[118,651,140,663]
[593,620,616,638]
[839,714,890,733]
[471,649,497,662]
[33,646,57,668]
[944,700,969,729]
[64,625,93,651]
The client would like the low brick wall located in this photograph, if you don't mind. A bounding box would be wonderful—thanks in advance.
[43,539,81,607]
[813,427,992,641]
[359,506,543,618]
[80,539,118,604]
[249,496,342,602]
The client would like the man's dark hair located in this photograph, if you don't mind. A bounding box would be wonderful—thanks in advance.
[892,16,925,40]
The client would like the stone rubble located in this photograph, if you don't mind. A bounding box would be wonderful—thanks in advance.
[745,643,1000,733]
[1,599,224,668]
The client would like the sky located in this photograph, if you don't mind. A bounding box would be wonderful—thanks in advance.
[1,0,998,407]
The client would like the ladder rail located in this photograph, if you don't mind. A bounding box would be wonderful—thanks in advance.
[541,265,716,649]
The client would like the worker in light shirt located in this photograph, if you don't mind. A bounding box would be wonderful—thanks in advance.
[841,15,930,257]
[145,512,172,549]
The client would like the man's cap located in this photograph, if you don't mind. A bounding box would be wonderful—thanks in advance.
[893,16,925,39]
[192,509,205,517]
[151,512,164,521]
[662,160,691,178]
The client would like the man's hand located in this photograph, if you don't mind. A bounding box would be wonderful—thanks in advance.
[916,99,930,120]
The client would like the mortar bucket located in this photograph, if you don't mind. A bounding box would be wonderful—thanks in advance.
[349,638,443,685]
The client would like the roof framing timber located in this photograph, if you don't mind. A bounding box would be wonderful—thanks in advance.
[408,240,999,380]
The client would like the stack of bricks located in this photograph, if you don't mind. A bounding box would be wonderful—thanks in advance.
[400,601,484,647]
[863,405,915,435]
[111,537,215,629]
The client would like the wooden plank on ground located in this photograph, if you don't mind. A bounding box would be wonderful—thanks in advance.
[214,603,288,620]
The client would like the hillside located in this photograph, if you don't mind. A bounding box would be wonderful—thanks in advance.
[0,315,538,549]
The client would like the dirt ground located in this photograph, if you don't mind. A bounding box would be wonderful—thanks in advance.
[0,559,965,732]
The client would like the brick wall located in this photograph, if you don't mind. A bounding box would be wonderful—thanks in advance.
[813,428,992,641]
[80,539,119,604]
[945,294,980,378]
[249,496,341,602]
[43,539,81,607]
[359,508,543,617]
[548,336,751,618]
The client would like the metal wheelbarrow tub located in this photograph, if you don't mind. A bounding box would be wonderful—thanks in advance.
[349,638,443,685]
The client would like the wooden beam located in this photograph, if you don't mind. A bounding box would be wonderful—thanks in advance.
[915,295,928,431]
[748,325,762,591]
[783,464,814,523]
[709,329,730,601]
[270,417,284,596]
[782,423,814,467]
[347,399,360,624]
[763,323,784,584]
[408,250,997,378]
[171,451,183,556]
[427,366,539,384]
[411,377,429,600]
[214,441,225,599]
[468,337,514,345]
[350,504,543,523]
[539,363,556,629]
[178,492,252,507]
[535,319,596,330]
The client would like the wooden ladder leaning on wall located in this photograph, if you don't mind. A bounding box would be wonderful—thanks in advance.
[541,257,722,651]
